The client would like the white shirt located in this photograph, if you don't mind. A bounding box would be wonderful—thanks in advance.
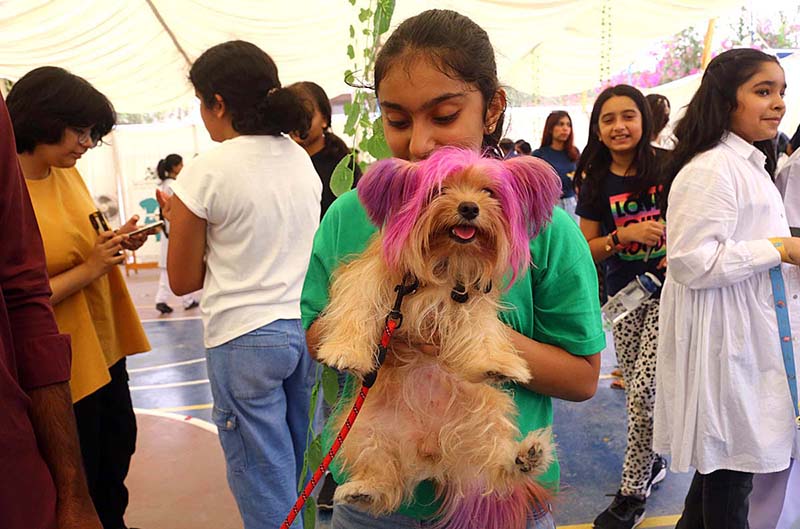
[172,135,321,348]
[654,133,800,474]
[776,148,800,229]
[157,177,175,269]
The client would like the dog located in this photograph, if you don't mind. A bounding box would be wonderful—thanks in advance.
[315,147,562,529]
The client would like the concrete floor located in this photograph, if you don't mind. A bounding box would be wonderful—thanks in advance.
[123,267,692,528]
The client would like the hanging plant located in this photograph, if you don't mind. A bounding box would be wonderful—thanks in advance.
[297,2,394,528]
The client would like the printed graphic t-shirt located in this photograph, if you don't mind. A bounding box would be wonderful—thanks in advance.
[576,172,665,296]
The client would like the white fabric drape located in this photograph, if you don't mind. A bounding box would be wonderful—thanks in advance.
[0,0,747,111]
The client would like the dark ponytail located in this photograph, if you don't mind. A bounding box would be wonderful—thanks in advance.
[156,153,182,180]
[190,40,310,137]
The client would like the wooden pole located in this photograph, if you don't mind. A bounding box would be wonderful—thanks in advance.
[701,18,717,70]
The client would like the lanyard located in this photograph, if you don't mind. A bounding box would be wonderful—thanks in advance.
[768,266,800,429]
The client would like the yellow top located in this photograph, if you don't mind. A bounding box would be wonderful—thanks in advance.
[25,166,150,402]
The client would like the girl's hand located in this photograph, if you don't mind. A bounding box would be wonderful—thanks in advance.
[618,220,665,247]
[770,237,800,265]
[86,231,126,279]
[117,215,147,251]
[156,189,172,221]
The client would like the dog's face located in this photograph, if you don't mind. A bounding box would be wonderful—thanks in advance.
[405,167,510,288]
[358,147,562,288]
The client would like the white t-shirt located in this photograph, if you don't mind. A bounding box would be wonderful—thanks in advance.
[172,135,321,348]
[654,133,800,474]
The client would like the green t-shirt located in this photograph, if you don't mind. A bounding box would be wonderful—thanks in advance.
[300,189,605,519]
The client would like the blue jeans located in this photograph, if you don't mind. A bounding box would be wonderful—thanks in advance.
[330,503,556,529]
[207,319,313,529]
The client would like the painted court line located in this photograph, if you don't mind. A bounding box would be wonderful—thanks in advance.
[152,403,213,413]
[128,357,205,373]
[140,315,203,323]
[557,514,680,529]
[129,379,209,391]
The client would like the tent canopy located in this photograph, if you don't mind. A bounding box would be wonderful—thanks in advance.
[0,0,747,112]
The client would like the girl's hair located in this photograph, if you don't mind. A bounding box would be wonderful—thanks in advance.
[287,81,352,160]
[190,40,309,137]
[157,154,183,180]
[373,9,504,151]
[645,94,671,139]
[540,110,579,161]
[7,66,116,154]
[575,84,657,205]
[662,49,782,213]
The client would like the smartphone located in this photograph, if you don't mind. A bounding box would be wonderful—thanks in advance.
[127,221,165,238]
[89,210,122,256]
[89,210,112,233]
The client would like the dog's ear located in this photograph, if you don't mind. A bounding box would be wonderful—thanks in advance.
[501,155,562,236]
[357,158,418,227]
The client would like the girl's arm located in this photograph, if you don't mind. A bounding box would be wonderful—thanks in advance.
[49,232,126,305]
[667,166,783,289]
[165,196,207,295]
[580,217,664,263]
[511,331,600,402]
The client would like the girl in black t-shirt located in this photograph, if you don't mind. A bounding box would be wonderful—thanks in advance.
[575,84,666,529]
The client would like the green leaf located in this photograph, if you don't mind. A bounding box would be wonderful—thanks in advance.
[363,28,371,36]
[322,366,341,407]
[307,436,323,473]
[304,496,317,528]
[347,44,355,60]
[330,154,355,197]
[343,104,360,136]
[348,0,356,5]
[374,0,395,35]
[367,118,393,160]
[358,8,371,22]
[349,25,355,38]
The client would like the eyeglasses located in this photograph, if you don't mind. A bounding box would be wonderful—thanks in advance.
[69,126,103,148]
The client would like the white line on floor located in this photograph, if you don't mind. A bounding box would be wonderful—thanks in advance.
[128,358,205,374]
[140,315,203,323]
[129,379,209,391]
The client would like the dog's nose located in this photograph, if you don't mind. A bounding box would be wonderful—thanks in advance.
[458,202,479,220]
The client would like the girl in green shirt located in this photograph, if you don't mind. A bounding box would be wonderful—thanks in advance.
[301,9,605,529]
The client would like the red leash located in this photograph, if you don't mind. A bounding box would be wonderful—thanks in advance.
[281,275,418,528]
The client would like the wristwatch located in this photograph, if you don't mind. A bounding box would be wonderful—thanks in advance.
[604,230,626,253]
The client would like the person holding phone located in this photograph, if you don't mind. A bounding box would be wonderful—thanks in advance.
[7,66,151,529]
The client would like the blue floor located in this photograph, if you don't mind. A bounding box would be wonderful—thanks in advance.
[128,319,687,527]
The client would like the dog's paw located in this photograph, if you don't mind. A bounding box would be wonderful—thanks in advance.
[316,346,376,376]
[461,353,531,385]
[515,428,554,476]
[334,481,395,514]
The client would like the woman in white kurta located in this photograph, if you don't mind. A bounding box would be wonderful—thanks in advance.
[655,48,799,527]
[155,154,199,313]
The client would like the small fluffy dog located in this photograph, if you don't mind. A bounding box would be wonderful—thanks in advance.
[316,147,562,529]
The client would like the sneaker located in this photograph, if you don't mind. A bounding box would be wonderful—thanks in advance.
[645,455,667,498]
[183,300,199,310]
[155,302,173,314]
[316,472,338,511]
[593,492,646,529]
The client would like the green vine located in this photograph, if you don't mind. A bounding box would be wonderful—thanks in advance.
[329,0,395,197]
[297,2,394,527]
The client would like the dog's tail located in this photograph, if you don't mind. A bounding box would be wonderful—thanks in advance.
[434,479,552,529]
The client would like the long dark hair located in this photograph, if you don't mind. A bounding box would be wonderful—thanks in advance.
[287,81,351,161]
[540,110,579,161]
[373,9,505,151]
[7,66,115,154]
[157,154,182,180]
[575,85,657,206]
[190,40,309,137]
[662,49,782,214]
[645,94,670,139]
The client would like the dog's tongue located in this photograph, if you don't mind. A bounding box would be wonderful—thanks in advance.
[453,226,476,240]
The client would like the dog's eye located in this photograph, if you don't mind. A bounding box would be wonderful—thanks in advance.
[482,188,495,197]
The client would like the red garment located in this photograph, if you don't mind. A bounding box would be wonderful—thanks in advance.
[0,95,72,529]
